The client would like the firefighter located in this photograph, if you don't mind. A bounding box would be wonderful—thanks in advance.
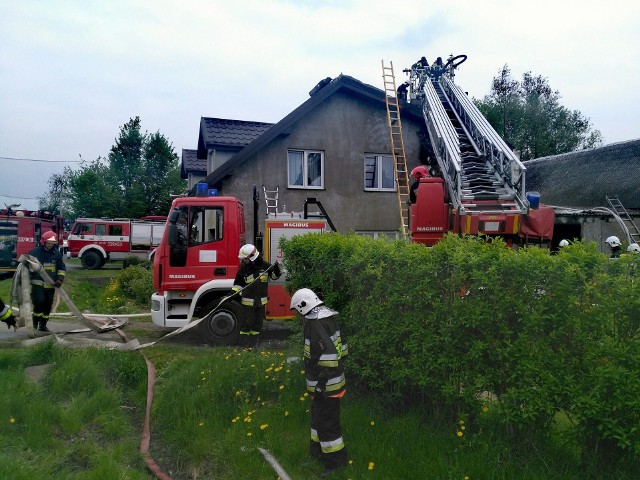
[605,236,622,259]
[628,243,640,254]
[409,165,429,204]
[290,288,348,477]
[232,244,281,346]
[29,230,66,332]
[397,81,409,101]
[0,296,17,331]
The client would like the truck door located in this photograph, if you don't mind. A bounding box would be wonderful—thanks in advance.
[163,204,235,291]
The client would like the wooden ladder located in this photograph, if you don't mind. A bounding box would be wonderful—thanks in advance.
[606,195,640,243]
[382,60,410,236]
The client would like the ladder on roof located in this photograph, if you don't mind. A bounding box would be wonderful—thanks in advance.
[263,185,279,216]
[382,60,410,236]
[606,195,640,244]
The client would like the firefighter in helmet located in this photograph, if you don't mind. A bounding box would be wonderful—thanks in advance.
[605,236,622,259]
[290,288,348,477]
[28,230,66,332]
[1,296,17,331]
[627,243,640,255]
[409,165,429,204]
[232,244,281,346]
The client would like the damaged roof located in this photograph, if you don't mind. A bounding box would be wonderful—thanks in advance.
[524,139,640,209]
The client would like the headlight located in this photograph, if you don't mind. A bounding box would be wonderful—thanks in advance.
[151,300,161,311]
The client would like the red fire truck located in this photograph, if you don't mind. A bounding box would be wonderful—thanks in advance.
[151,192,329,345]
[0,207,64,276]
[67,217,166,269]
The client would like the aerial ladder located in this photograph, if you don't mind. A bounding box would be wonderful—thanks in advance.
[381,60,411,236]
[405,54,531,241]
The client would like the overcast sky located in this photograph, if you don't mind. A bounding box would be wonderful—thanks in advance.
[1,0,639,211]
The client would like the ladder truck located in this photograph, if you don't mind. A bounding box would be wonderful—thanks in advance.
[391,54,554,245]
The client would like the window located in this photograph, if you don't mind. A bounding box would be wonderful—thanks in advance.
[364,154,395,191]
[288,150,324,188]
[95,224,106,236]
[188,206,224,246]
[109,225,123,236]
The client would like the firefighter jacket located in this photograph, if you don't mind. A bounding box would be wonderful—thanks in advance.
[28,244,66,288]
[0,297,11,322]
[303,306,348,397]
[232,256,281,307]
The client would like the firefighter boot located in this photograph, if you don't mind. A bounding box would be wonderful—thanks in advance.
[38,321,51,333]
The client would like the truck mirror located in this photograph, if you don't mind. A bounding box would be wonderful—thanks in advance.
[168,210,180,222]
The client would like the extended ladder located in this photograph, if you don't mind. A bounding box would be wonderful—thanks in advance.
[381,60,410,236]
[606,195,640,243]
[263,185,279,216]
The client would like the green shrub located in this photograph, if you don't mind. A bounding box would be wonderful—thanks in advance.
[281,233,640,461]
[97,265,154,312]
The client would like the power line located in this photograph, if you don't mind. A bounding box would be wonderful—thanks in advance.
[0,156,80,163]
[0,194,38,200]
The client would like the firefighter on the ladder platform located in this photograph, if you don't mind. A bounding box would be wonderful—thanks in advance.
[233,244,282,346]
[29,230,66,332]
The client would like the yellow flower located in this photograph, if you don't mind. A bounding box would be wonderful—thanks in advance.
[461,426,465,431]
[459,419,465,425]
[303,392,309,397]
[465,477,470,480]
[370,421,375,426]
[198,422,204,427]
[457,431,463,437]
[348,459,353,465]
[279,385,285,390]
[260,424,268,430]
[247,432,253,437]
[284,411,289,416]
[368,462,375,471]
[482,406,489,413]
[9,417,15,424]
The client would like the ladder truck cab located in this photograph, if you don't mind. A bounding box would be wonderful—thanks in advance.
[0,207,64,276]
[67,216,166,269]
[404,54,554,245]
[151,189,329,345]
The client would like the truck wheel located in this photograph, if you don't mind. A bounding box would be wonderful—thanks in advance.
[198,299,242,346]
[81,251,102,270]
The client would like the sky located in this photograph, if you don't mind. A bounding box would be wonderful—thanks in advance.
[1,0,639,211]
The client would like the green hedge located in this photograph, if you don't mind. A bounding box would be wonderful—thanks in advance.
[281,233,640,459]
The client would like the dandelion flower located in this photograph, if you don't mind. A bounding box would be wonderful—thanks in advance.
[465,477,470,480]
[457,431,463,437]
[368,462,375,471]
[482,406,489,413]
[459,419,465,425]
[247,432,253,437]
[260,424,268,430]
[198,422,204,427]
[303,392,309,397]
[284,411,289,416]
[9,417,15,424]
[279,385,285,390]
[370,421,375,426]
[461,426,465,431]
[348,459,353,465]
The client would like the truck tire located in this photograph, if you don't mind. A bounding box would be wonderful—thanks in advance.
[198,299,242,346]
[81,250,103,270]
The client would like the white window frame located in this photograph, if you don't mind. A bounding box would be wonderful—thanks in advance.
[364,154,396,192]
[287,149,324,189]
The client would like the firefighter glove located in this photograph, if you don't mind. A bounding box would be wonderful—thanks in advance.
[1,313,17,331]
[55,280,63,287]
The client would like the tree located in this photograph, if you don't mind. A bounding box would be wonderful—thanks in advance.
[57,117,186,219]
[475,65,603,160]
[37,173,67,215]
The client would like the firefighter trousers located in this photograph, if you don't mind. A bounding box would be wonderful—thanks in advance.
[310,395,348,469]
[31,285,55,328]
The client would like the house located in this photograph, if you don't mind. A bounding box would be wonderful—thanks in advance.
[189,74,429,242]
[180,149,205,190]
[524,139,640,249]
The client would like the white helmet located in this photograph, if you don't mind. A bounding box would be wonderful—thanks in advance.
[559,239,570,248]
[238,244,259,261]
[627,243,640,254]
[290,288,323,315]
[605,236,621,248]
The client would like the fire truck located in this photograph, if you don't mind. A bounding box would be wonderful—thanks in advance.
[0,206,64,276]
[67,217,166,269]
[151,189,329,345]
[390,54,555,245]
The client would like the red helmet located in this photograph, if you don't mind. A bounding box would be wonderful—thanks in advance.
[40,231,58,245]
[411,166,429,179]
